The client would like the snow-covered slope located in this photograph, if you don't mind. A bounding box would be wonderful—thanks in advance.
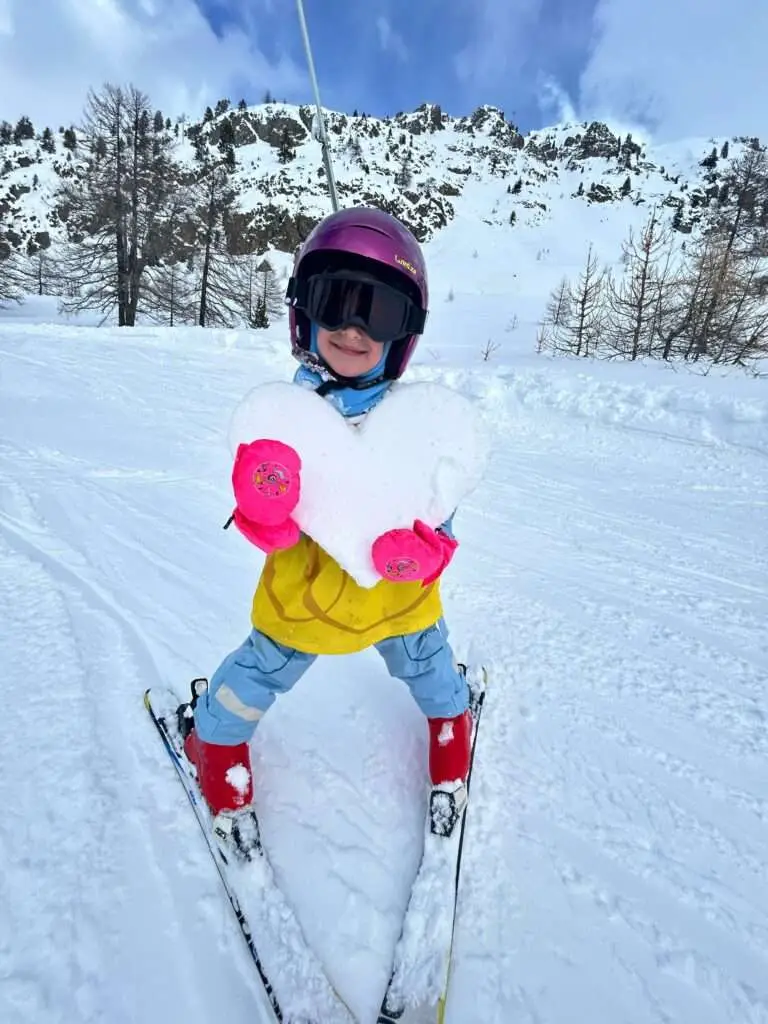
[1,248,767,1024]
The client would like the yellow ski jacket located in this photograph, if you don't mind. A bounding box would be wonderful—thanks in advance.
[251,534,443,655]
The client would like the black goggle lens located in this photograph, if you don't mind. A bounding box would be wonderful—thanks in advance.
[297,274,425,343]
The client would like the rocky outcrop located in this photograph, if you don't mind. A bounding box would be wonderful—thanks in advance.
[0,101,757,258]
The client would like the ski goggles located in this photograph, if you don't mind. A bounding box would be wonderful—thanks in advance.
[288,272,427,344]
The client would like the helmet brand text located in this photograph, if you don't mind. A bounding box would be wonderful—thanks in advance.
[394,255,417,275]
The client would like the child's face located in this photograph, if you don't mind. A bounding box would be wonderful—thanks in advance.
[316,325,384,378]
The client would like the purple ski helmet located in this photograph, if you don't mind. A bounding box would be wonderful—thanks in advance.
[286,207,429,380]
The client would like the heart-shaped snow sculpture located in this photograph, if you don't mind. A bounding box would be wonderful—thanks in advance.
[228,380,488,588]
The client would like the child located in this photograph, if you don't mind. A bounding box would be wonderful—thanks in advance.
[183,206,472,823]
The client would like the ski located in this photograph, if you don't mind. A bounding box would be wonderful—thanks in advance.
[378,666,488,1024]
[144,686,356,1024]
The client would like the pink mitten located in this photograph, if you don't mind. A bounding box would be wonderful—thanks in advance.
[372,519,459,586]
[232,439,301,526]
[231,508,300,554]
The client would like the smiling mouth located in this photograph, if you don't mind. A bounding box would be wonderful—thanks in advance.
[332,342,367,355]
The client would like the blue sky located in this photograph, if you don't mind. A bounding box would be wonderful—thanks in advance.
[198,0,596,133]
[1,0,767,143]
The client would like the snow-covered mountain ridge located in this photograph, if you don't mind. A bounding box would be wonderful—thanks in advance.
[0,99,758,259]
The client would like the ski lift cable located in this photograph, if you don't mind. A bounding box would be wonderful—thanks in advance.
[295,0,340,212]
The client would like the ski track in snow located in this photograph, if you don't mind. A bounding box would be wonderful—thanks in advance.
[446,412,768,1024]
[1,326,767,1024]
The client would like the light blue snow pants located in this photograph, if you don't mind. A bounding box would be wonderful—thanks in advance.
[194,621,468,745]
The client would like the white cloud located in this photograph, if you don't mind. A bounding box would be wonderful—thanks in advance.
[454,0,543,92]
[0,0,306,128]
[375,15,408,62]
[579,0,768,142]
[537,76,577,126]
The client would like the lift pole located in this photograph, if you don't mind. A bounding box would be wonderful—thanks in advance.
[295,0,340,212]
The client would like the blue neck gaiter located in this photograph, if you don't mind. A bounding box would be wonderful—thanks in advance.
[293,322,393,418]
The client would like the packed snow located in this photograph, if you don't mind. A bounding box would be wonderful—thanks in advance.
[1,248,767,1024]
[229,379,487,587]
[225,764,251,796]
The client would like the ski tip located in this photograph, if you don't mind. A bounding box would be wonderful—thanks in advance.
[474,664,489,688]
[437,994,447,1024]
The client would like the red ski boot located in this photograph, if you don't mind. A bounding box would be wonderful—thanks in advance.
[183,728,254,815]
[427,709,472,838]
[427,709,472,786]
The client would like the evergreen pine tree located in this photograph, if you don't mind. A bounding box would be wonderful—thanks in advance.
[277,128,295,163]
[193,135,207,162]
[13,116,35,144]
[218,117,236,152]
